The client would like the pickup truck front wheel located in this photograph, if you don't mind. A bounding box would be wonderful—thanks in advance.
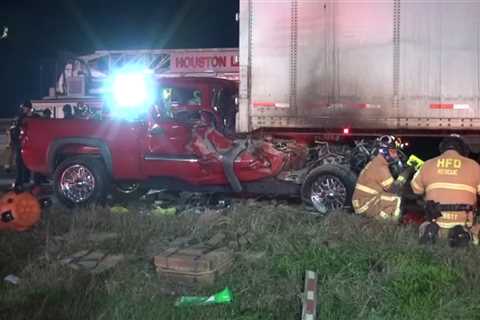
[301,164,357,215]
[53,156,109,207]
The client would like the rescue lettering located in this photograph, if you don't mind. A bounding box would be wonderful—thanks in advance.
[437,169,458,176]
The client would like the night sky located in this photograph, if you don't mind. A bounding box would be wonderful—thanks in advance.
[0,0,239,117]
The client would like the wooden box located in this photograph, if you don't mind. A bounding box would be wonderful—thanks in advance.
[154,245,233,284]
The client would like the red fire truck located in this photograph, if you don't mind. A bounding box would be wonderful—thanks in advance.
[32,48,239,117]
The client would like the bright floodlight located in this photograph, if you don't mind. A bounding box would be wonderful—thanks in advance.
[112,71,150,107]
[105,68,155,119]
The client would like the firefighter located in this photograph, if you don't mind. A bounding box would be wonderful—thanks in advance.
[411,135,480,246]
[63,104,74,119]
[2,121,14,173]
[352,136,414,221]
[11,101,34,190]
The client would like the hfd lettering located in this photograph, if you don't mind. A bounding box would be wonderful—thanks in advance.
[437,158,461,176]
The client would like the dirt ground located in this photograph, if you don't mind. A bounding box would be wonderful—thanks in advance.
[2,197,480,319]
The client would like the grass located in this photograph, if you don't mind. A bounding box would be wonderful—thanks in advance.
[2,200,480,319]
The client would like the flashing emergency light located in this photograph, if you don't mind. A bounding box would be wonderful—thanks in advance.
[112,73,149,107]
[343,128,350,135]
[105,68,155,119]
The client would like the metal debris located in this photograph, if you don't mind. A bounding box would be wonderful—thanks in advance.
[3,274,20,285]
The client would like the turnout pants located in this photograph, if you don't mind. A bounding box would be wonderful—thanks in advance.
[419,210,480,245]
[352,192,402,221]
[14,145,30,187]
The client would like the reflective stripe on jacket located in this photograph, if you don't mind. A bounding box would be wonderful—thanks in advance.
[411,150,480,228]
[352,155,399,217]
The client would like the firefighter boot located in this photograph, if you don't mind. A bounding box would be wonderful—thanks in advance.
[448,225,471,248]
[419,221,439,245]
[470,224,480,246]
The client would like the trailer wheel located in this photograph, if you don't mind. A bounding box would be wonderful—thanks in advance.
[301,165,357,215]
[53,156,109,208]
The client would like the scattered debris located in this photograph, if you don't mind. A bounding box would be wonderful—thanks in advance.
[240,251,266,262]
[301,270,318,320]
[110,206,129,214]
[238,236,249,247]
[234,228,256,249]
[146,189,167,197]
[139,191,236,218]
[85,232,119,243]
[61,250,125,274]
[90,254,126,274]
[52,232,119,245]
[228,241,238,250]
[4,274,20,285]
[151,205,177,216]
[198,210,232,228]
[206,232,226,247]
[154,243,233,285]
[1,26,8,40]
[175,287,233,306]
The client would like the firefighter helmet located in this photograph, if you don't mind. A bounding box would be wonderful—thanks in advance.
[376,135,399,164]
[21,100,33,110]
[439,134,469,156]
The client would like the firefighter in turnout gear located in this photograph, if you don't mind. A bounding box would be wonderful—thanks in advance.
[352,136,414,221]
[411,135,480,246]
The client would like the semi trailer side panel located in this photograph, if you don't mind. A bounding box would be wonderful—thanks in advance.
[239,0,480,132]
[399,2,480,126]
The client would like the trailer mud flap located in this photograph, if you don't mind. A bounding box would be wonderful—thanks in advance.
[220,140,247,193]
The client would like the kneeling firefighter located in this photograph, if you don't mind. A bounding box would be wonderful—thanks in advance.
[411,135,480,246]
[352,136,415,221]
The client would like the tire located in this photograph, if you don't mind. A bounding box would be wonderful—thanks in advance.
[301,164,357,215]
[111,182,148,203]
[53,155,109,208]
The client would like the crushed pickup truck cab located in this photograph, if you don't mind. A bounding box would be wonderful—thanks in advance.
[22,76,358,212]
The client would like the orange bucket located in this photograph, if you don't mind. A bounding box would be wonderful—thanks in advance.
[0,192,41,232]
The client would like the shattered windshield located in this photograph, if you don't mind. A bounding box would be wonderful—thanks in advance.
[160,87,202,108]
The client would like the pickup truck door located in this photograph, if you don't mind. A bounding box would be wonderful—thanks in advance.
[142,85,209,179]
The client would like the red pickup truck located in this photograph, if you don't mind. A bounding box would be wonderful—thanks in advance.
[21,76,357,212]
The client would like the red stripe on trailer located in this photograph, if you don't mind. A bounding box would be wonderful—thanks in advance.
[253,102,289,108]
[430,103,470,110]
[352,104,368,109]
[253,101,275,107]
[430,104,454,109]
[351,103,381,109]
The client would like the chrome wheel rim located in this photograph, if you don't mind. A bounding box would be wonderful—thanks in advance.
[60,164,96,203]
[310,175,347,214]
